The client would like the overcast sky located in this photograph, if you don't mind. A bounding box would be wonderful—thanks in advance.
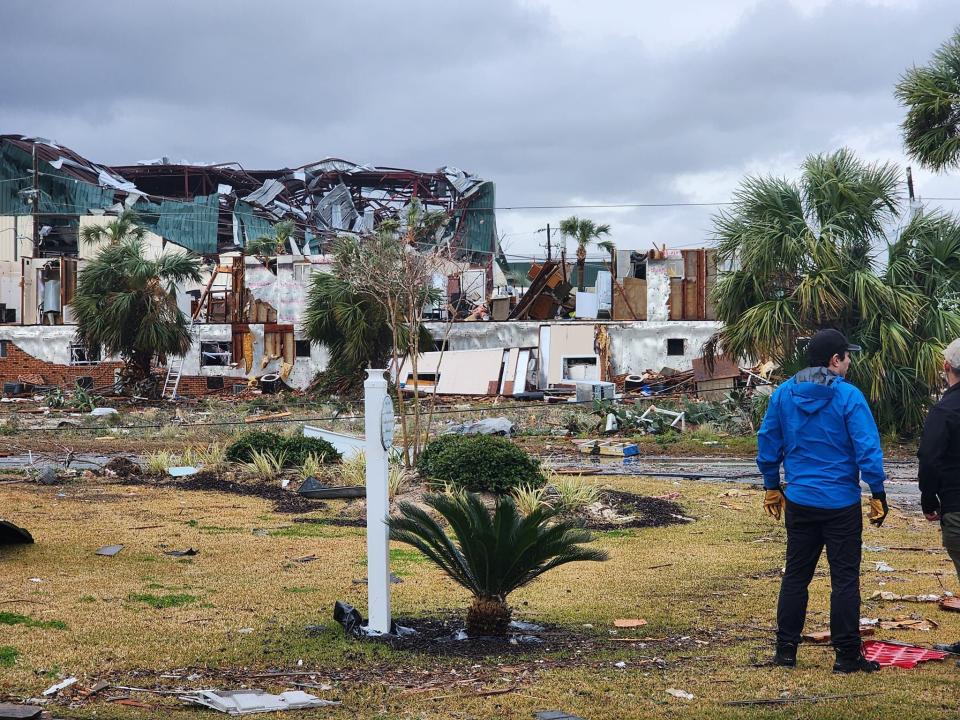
[2,0,957,259]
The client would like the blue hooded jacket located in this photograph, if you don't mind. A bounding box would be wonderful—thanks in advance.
[756,367,885,509]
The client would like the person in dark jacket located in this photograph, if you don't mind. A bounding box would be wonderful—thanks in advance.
[757,329,888,673]
[918,338,960,654]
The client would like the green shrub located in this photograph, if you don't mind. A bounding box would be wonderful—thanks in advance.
[225,431,341,467]
[417,435,544,495]
[225,431,279,463]
[281,434,341,466]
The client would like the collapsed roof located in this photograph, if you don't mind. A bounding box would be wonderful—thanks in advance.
[0,135,497,259]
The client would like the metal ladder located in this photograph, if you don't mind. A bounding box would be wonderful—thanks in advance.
[161,319,194,400]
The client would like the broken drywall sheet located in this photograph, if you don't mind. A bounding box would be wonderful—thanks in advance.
[398,348,507,395]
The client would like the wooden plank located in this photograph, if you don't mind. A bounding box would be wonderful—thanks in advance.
[669,278,683,320]
[245,411,291,424]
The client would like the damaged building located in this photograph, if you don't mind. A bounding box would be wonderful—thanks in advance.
[0,133,722,399]
[0,135,496,396]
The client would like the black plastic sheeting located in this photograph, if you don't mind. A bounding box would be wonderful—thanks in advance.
[0,520,33,545]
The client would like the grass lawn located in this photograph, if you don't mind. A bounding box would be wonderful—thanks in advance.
[1,473,958,719]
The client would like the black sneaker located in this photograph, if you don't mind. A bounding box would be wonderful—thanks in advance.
[833,650,880,674]
[773,642,797,667]
[933,641,960,654]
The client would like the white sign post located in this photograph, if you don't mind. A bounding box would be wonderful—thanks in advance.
[364,369,393,634]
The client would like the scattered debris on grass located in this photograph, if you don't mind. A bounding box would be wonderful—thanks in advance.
[0,703,41,719]
[42,677,78,696]
[96,544,124,556]
[862,640,948,668]
[179,689,339,714]
[613,618,647,628]
[665,688,695,700]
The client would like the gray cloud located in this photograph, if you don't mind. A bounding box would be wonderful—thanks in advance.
[1,0,957,256]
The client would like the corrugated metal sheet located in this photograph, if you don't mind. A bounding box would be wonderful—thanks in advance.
[133,193,220,255]
[233,200,276,247]
[457,181,496,257]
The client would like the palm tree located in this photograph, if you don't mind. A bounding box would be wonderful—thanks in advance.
[71,237,202,387]
[896,27,960,171]
[246,219,297,257]
[705,148,960,435]
[559,217,611,291]
[79,209,146,247]
[301,270,395,392]
[390,492,608,637]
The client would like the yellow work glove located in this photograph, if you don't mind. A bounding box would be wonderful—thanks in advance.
[763,488,786,521]
[868,492,889,527]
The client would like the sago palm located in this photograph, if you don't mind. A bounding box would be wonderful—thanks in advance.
[389,492,608,637]
[71,237,202,386]
[896,27,960,171]
[559,216,611,291]
[705,148,960,435]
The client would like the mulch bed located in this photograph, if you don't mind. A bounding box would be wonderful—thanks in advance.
[367,613,601,659]
[573,489,692,531]
[120,471,325,513]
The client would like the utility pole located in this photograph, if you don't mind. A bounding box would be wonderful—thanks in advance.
[31,143,39,256]
[546,223,552,261]
[906,166,922,220]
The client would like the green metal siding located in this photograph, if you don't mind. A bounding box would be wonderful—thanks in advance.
[133,193,220,255]
[457,181,496,257]
[0,142,114,215]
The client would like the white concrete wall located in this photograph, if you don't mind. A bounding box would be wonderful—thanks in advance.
[0,322,329,391]
[0,216,33,262]
[0,325,119,364]
[424,320,721,377]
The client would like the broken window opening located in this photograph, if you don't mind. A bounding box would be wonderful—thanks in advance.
[35,217,79,258]
[667,338,685,356]
[293,263,314,283]
[561,356,599,382]
[206,376,225,390]
[433,340,449,352]
[295,340,311,358]
[200,341,232,367]
[69,343,100,365]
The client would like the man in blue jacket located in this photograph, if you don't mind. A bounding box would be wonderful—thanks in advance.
[757,329,888,673]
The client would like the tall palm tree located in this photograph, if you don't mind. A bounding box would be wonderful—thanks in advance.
[71,237,202,386]
[390,492,607,637]
[896,27,960,171]
[705,148,960,435]
[559,216,611,291]
[79,209,146,247]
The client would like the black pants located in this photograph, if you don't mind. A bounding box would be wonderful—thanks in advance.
[776,499,862,652]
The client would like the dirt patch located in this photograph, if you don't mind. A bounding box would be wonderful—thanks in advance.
[574,490,692,530]
[121,472,326,513]
[104,456,138,478]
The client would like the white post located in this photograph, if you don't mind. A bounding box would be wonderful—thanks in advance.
[364,369,392,634]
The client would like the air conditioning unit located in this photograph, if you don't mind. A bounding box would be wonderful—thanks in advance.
[575,380,616,403]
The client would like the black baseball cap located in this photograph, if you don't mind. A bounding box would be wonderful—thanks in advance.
[806,329,862,367]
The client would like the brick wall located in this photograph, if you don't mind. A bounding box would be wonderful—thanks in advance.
[0,341,232,397]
